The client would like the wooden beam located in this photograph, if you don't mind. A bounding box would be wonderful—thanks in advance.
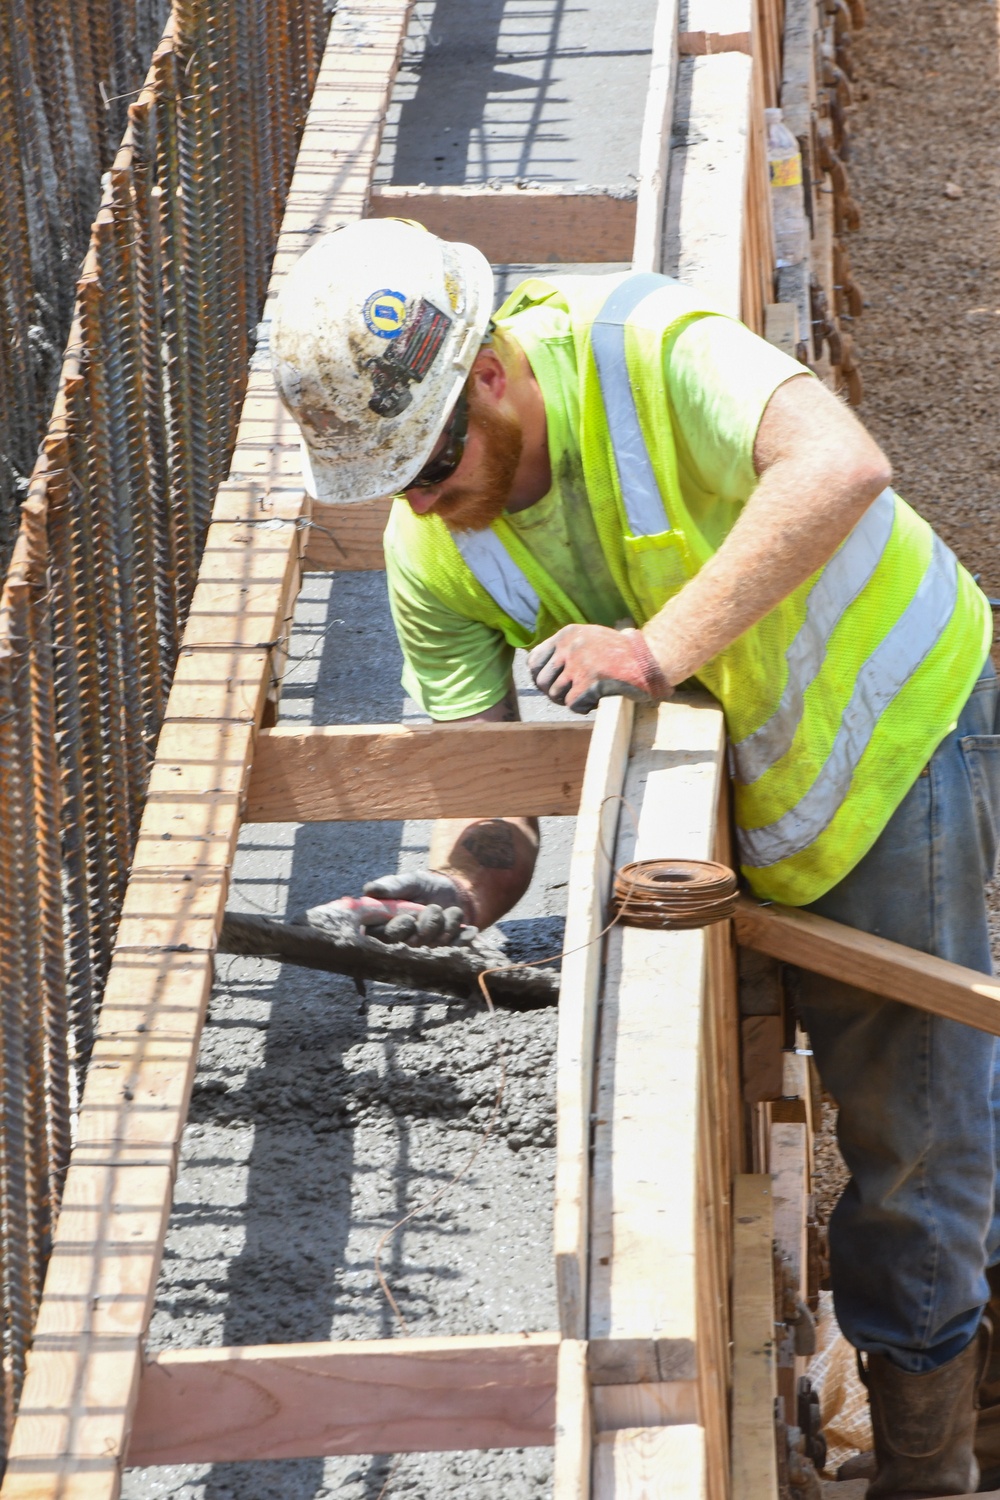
[553,1340,593,1500]
[590,693,731,1500]
[631,0,681,270]
[303,495,392,571]
[735,896,1000,1038]
[664,50,755,317]
[771,1123,809,1295]
[127,1334,559,1465]
[244,720,593,822]
[679,29,751,54]
[369,186,636,264]
[593,1424,706,1499]
[765,301,801,360]
[779,0,816,145]
[679,0,752,55]
[731,1176,778,1500]
[551,0,675,1356]
[554,697,633,1338]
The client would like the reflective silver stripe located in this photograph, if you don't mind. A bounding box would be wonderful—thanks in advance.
[453,528,540,632]
[591,273,674,537]
[739,533,959,869]
[733,488,897,786]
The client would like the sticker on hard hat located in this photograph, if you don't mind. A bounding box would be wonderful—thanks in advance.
[367,298,453,418]
[363,288,408,339]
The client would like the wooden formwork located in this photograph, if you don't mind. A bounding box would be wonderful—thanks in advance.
[0,0,910,1496]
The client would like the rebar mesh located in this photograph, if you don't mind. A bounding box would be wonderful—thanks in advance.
[0,0,172,568]
[0,0,328,1448]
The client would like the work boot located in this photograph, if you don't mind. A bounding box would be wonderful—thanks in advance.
[865,1335,982,1498]
[976,1269,1000,1487]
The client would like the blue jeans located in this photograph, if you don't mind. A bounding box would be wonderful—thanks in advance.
[790,657,1000,1373]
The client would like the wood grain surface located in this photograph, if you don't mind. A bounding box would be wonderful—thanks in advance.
[128,1334,559,1464]
[369,185,637,264]
[245,720,593,822]
[735,896,1000,1037]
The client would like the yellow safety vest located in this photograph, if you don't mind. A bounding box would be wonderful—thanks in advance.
[386,271,992,904]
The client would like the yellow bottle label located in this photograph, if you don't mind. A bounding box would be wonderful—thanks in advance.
[770,154,803,188]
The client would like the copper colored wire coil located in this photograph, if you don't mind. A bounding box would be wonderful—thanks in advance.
[611,859,739,930]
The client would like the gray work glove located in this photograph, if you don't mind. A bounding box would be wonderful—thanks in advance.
[362,869,473,946]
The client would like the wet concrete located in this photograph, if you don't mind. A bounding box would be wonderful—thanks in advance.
[122,0,654,1494]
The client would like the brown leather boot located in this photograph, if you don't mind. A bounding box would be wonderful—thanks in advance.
[866,1336,982,1498]
[976,1271,1000,1487]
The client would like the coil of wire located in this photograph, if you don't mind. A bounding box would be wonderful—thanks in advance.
[611,859,738,930]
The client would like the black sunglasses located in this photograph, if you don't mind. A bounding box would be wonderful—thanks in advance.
[407,388,469,490]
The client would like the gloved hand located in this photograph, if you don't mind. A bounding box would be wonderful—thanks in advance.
[363,868,472,945]
[527,624,672,715]
[300,869,474,948]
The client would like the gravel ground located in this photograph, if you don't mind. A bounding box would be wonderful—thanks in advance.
[846,0,1000,603]
[122,2,654,1497]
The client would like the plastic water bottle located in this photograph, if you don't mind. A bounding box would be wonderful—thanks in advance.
[766,107,808,268]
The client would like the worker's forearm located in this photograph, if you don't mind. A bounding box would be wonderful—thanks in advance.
[642,385,892,684]
[429,816,540,930]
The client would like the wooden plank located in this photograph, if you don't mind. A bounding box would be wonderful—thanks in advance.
[588,695,726,1387]
[679,0,751,54]
[741,1015,784,1102]
[771,1123,809,1296]
[245,720,593,823]
[74,955,215,1162]
[2,1162,175,1489]
[679,28,750,53]
[735,896,1000,1038]
[591,1380,698,1431]
[765,301,800,358]
[554,697,634,1339]
[160,646,275,727]
[593,1424,706,1499]
[303,496,392,571]
[779,0,816,145]
[730,1175,778,1500]
[663,51,754,316]
[553,0,681,1355]
[632,0,681,272]
[554,1340,593,1500]
[368,186,637,264]
[127,1334,559,1465]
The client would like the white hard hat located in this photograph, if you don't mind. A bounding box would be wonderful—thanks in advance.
[270,219,494,503]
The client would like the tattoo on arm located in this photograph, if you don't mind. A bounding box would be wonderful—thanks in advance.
[459,819,516,870]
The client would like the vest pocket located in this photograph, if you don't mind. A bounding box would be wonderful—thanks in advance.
[959,734,1000,880]
[621,530,692,622]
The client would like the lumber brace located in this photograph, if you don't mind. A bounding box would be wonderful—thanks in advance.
[128,1331,705,1467]
[244,721,593,822]
[735,896,1000,1037]
[128,1334,560,1464]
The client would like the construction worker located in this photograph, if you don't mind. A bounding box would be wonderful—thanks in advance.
[271,217,1000,1497]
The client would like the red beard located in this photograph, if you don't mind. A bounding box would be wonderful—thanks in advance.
[432,385,524,533]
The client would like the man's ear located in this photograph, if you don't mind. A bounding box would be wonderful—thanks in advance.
[470,346,507,404]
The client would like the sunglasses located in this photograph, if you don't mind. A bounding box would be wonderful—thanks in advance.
[407,388,469,490]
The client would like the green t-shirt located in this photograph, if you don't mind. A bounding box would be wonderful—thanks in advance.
[386,299,805,719]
